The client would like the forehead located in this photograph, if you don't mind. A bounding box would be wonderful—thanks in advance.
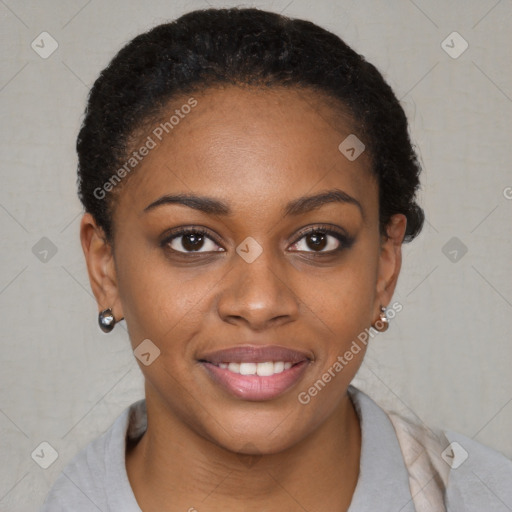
[115,85,377,225]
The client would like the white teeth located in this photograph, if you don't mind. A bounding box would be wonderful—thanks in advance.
[228,362,240,373]
[274,361,284,373]
[240,362,257,375]
[256,362,274,376]
[218,361,295,375]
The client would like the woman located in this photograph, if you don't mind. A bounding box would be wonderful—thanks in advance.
[40,7,512,511]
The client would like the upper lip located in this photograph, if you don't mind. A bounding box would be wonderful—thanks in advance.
[198,345,312,364]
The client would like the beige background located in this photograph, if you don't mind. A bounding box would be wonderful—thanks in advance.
[0,0,511,510]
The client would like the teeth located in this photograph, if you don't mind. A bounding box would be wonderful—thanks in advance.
[240,362,257,375]
[217,361,295,375]
[256,362,274,376]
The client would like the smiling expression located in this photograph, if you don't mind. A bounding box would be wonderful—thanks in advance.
[82,84,405,454]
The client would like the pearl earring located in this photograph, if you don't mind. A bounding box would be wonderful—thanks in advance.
[98,308,116,333]
[372,305,389,332]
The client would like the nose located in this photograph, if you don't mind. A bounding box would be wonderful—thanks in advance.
[216,245,300,331]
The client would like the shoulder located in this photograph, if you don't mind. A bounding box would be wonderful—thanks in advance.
[349,386,512,511]
[386,398,512,511]
[38,423,116,511]
[38,400,146,512]
[442,429,512,511]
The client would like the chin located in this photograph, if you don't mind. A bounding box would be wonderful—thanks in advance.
[196,400,315,456]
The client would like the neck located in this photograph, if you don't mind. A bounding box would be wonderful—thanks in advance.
[126,387,361,512]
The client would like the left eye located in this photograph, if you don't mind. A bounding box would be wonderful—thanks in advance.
[289,230,345,253]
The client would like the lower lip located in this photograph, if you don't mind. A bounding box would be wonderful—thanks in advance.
[200,361,310,401]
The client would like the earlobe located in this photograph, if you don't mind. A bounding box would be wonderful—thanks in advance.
[375,214,407,308]
[79,213,124,321]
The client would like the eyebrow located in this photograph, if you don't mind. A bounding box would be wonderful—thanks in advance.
[143,188,363,218]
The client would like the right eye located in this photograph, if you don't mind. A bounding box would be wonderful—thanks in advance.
[161,227,225,254]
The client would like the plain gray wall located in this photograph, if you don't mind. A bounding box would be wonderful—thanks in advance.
[1,1,511,510]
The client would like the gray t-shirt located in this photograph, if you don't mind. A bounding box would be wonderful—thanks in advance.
[39,386,512,511]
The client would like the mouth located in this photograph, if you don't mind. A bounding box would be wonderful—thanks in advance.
[213,360,296,375]
[198,345,312,401]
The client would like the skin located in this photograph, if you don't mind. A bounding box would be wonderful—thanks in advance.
[80,85,407,512]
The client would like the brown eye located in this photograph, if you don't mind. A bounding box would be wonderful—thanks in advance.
[162,228,224,254]
[289,226,354,254]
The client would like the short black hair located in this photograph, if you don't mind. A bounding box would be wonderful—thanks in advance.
[77,7,424,244]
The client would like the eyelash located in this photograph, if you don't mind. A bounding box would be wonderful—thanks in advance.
[160,224,354,257]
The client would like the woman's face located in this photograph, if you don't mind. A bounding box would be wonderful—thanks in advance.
[82,85,406,454]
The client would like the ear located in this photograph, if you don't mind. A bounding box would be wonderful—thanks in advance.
[374,213,407,315]
[79,212,124,321]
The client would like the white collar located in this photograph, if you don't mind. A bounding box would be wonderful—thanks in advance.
[347,385,416,511]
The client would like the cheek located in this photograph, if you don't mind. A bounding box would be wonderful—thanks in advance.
[115,248,222,350]
[117,232,379,338]
[291,244,379,405]
[112,232,379,447]
[292,250,377,411]
[295,242,379,336]
[116,226,379,367]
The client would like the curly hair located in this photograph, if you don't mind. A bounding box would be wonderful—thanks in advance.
[77,7,424,244]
